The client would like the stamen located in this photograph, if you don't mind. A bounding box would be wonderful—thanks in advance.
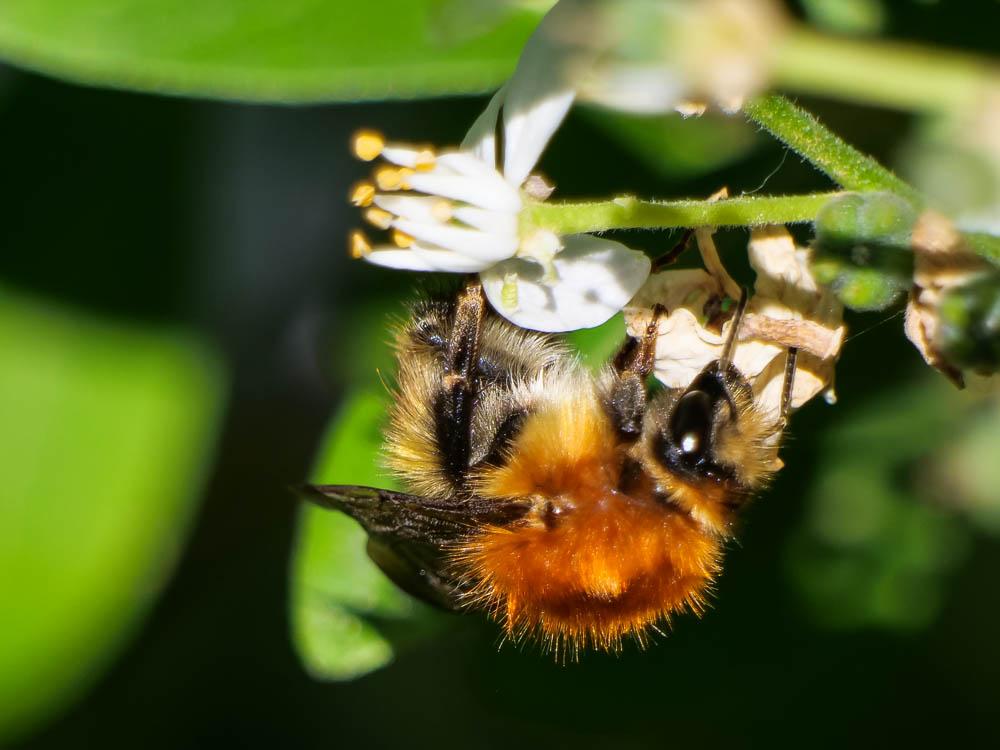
[349,230,372,259]
[375,194,451,224]
[380,143,438,170]
[351,129,385,161]
[501,272,519,311]
[350,181,376,207]
[363,207,394,230]
[392,229,414,249]
[374,166,414,191]
[431,200,453,222]
[413,149,436,171]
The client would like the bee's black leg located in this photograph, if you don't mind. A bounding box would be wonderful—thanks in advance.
[779,347,799,425]
[606,304,665,441]
[651,228,695,271]
[436,282,486,484]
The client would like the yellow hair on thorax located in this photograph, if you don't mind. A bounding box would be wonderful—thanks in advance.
[474,383,616,500]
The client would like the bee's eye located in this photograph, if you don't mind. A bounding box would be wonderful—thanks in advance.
[671,390,712,457]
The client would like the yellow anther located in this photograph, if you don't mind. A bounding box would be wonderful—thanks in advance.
[375,167,401,191]
[413,149,436,171]
[375,166,414,191]
[350,181,376,207]
[392,229,414,249]
[349,230,372,259]
[430,200,453,222]
[364,207,394,230]
[351,129,385,161]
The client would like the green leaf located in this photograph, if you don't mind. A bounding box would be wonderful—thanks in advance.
[0,290,224,742]
[0,0,546,103]
[585,109,760,180]
[290,387,435,682]
[928,398,1000,534]
[800,0,885,35]
[566,312,625,368]
[786,376,970,632]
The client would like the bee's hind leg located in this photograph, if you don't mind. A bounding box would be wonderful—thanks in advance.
[436,282,487,484]
[605,304,665,441]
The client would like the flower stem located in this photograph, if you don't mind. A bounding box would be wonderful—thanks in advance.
[742,94,921,201]
[526,192,842,236]
[775,27,1000,115]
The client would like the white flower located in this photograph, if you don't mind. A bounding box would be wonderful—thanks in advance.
[519,0,787,116]
[346,0,788,331]
[625,225,845,420]
[904,210,993,385]
[348,69,649,331]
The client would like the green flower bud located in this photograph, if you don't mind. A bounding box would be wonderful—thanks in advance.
[936,272,1000,374]
[833,268,907,312]
[812,192,919,311]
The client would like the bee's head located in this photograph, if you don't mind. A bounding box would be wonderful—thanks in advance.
[637,292,786,527]
[645,360,772,486]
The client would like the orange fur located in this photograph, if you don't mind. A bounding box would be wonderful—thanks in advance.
[456,391,724,654]
[371,292,785,656]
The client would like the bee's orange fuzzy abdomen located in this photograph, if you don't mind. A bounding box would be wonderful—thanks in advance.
[458,495,720,653]
[456,397,723,654]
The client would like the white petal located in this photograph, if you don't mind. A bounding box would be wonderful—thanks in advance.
[577,65,685,114]
[452,206,518,236]
[372,194,445,224]
[502,87,575,187]
[393,218,517,263]
[481,235,651,332]
[380,144,433,169]
[651,308,725,388]
[461,86,505,168]
[409,243,495,273]
[434,151,501,180]
[364,248,438,271]
[407,171,521,214]
[365,242,494,274]
[498,1,584,185]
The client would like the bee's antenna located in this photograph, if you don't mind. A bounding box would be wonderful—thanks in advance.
[719,287,749,369]
[779,347,799,423]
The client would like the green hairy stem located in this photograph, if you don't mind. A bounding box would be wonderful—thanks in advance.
[525,192,842,236]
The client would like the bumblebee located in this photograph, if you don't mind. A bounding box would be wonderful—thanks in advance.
[304,282,797,655]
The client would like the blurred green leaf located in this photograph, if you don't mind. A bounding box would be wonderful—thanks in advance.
[566,312,626,368]
[800,0,885,35]
[586,109,760,180]
[928,395,1000,534]
[936,272,1000,374]
[290,387,436,682]
[0,0,545,102]
[0,290,224,742]
[326,296,409,386]
[787,376,971,632]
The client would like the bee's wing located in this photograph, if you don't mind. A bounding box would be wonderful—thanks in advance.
[364,536,459,611]
[300,484,526,545]
[299,484,527,611]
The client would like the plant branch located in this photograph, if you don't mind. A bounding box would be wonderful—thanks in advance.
[525,192,842,236]
[742,94,920,201]
[775,27,1000,115]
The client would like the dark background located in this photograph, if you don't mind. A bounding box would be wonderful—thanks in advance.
[4,2,1000,746]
